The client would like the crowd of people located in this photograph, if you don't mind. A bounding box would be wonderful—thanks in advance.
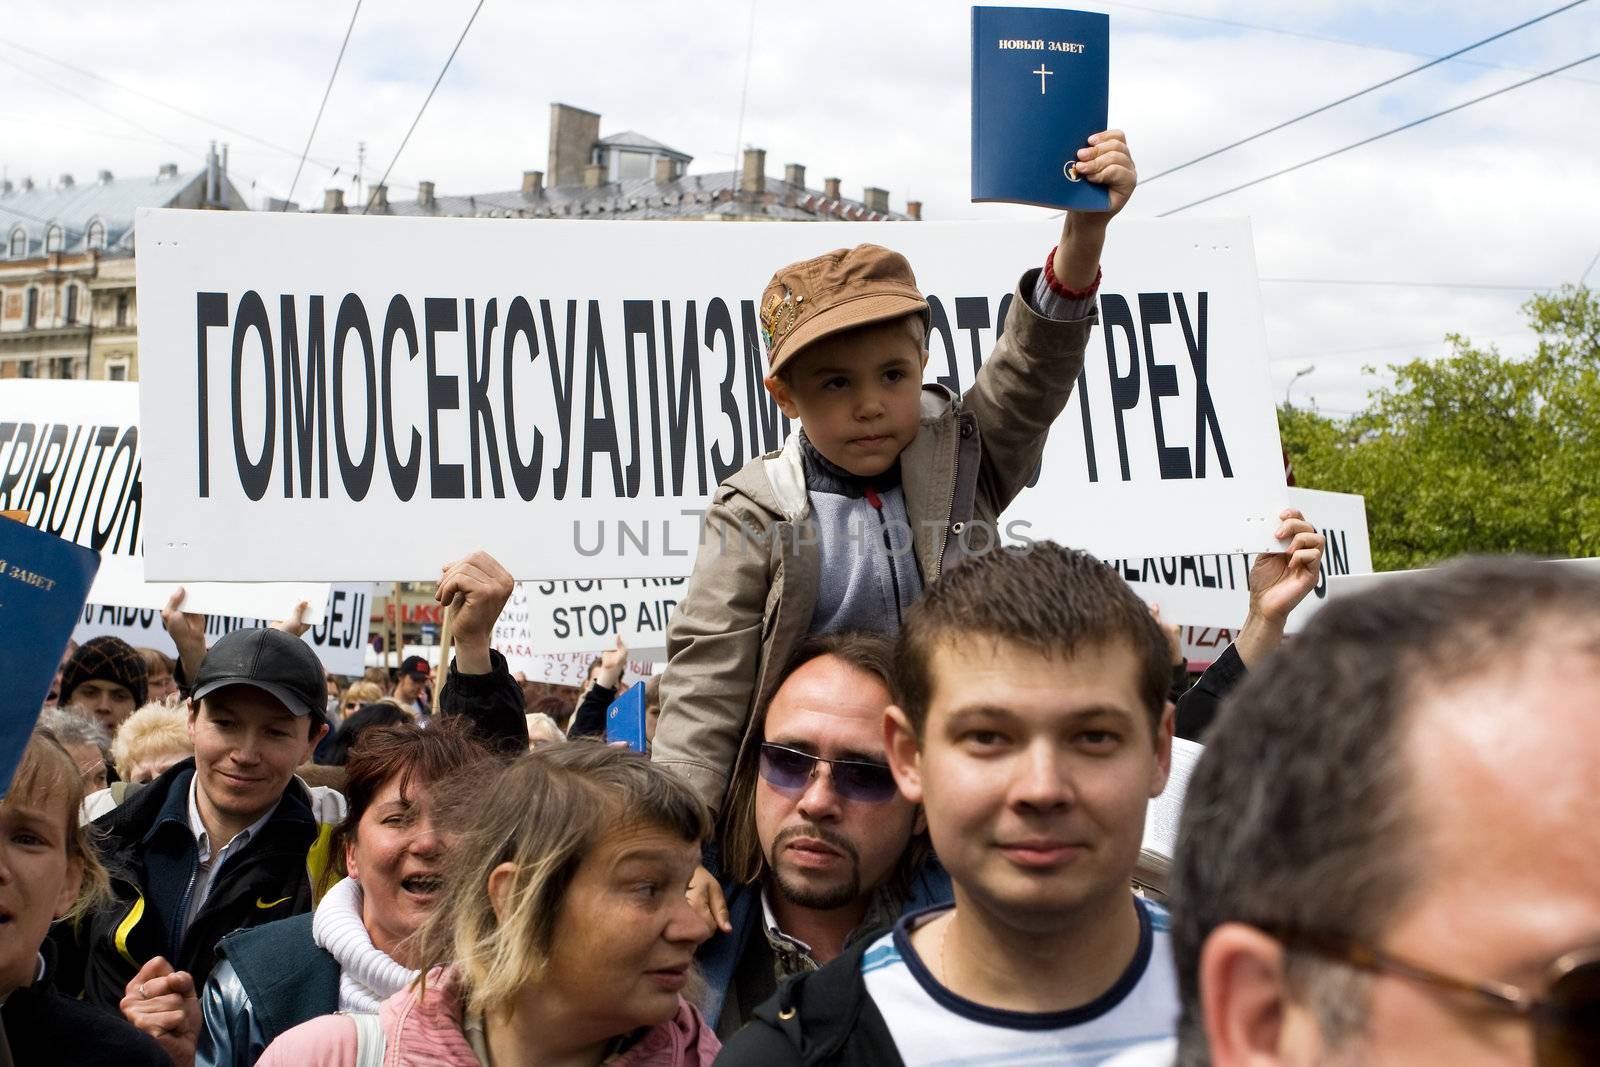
[10,128,1594,1066]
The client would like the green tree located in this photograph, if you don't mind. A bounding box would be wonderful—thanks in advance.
[1280,285,1600,571]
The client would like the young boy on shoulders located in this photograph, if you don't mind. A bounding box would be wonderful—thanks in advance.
[654,133,1138,819]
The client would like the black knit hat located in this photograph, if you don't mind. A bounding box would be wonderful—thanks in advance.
[60,635,149,708]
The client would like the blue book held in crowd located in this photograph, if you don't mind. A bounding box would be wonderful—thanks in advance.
[0,517,101,796]
[605,680,649,753]
[971,5,1110,212]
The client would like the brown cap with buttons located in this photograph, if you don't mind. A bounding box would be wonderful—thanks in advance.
[759,243,931,378]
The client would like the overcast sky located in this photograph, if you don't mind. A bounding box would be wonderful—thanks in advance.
[4,0,1597,413]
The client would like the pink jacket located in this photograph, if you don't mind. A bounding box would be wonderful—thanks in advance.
[257,966,722,1067]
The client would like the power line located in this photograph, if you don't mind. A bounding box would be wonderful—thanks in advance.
[370,0,486,206]
[1260,277,1560,291]
[1095,0,1600,87]
[285,0,364,210]
[1581,245,1600,284]
[1268,330,1529,363]
[1158,49,1600,217]
[0,39,358,180]
[1142,0,1590,184]
[0,52,197,163]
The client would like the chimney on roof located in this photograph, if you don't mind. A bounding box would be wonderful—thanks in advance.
[0,180,11,196]
[59,174,74,189]
[548,103,601,188]
[418,181,436,209]
[367,184,389,212]
[784,163,806,188]
[97,170,114,185]
[740,148,766,195]
[863,187,889,214]
[906,199,922,221]
[158,163,178,181]
[583,163,606,189]
[522,170,544,198]
[21,177,34,192]
[323,188,346,213]
[824,177,841,199]
[654,157,676,183]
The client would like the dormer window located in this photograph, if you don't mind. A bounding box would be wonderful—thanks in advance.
[45,225,64,253]
[6,227,23,258]
[86,219,106,251]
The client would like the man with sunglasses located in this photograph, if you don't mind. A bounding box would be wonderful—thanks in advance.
[720,542,1193,1066]
[1138,555,1600,1067]
[698,630,952,1040]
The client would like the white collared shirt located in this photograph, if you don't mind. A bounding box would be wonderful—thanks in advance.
[181,776,279,937]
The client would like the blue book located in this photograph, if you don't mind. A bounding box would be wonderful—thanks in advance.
[605,680,649,753]
[0,517,101,795]
[972,6,1111,211]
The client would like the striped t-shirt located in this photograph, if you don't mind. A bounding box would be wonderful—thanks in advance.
[860,898,1179,1066]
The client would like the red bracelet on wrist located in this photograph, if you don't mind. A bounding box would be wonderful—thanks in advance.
[1044,246,1102,300]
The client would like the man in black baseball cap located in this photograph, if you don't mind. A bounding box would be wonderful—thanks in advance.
[392,654,431,717]
[53,627,342,1021]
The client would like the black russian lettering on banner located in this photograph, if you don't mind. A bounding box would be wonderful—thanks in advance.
[538,299,579,500]
[465,297,507,498]
[1137,292,1192,480]
[662,300,707,498]
[279,294,331,499]
[332,294,378,501]
[623,300,659,498]
[502,296,543,501]
[380,295,422,501]
[424,297,465,499]
[704,298,743,483]
[581,300,626,499]
[231,290,276,501]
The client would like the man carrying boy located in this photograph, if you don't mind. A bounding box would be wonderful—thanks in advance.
[654,132,1138,818]
[719,541,1196,1065]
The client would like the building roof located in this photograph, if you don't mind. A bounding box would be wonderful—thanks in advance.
[345,169,913,222]
[0,169,224,258]
[597,131,692,161]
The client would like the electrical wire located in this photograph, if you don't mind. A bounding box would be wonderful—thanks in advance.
[370,0,486,207]
[1157,49,1600,217]
[284,0,364,210]
[1580,245,1600,284]
[1260,277,1560,291]
[1095,0,1600,87]
[0,52,197,162]
[1142,0,1590,184]
[0,39,355,177]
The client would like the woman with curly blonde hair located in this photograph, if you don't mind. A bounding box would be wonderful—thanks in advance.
[259,743,720,1066]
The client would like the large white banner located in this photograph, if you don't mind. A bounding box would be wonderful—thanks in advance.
[74,583,374,676]
[0,380,331,621]
[136,211,1289,581]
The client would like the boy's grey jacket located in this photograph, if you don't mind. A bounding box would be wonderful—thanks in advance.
[653,267,1095,814]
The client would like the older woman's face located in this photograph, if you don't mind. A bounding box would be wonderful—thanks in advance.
[0,781,83,996]
[526,825,708,1040]
[146,671,179,705]
[345,772,446,967]
[128,750,187,785]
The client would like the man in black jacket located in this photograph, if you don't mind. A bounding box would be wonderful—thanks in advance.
[51,627,336,1016]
